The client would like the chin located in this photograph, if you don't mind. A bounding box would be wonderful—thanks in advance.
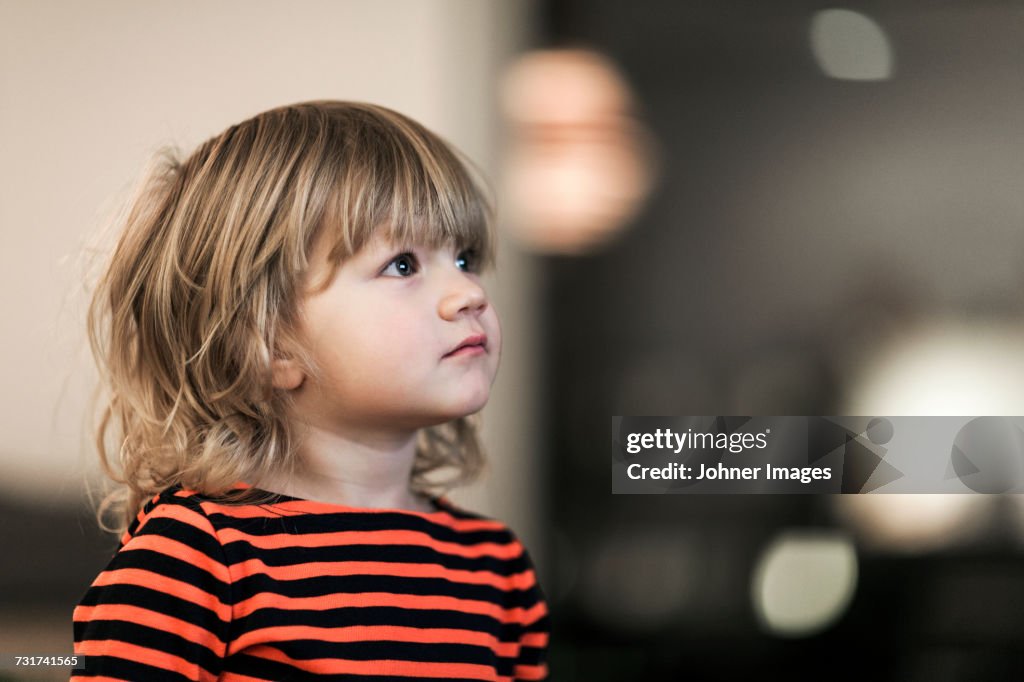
[399,399,490,430]
[436,390,492,422]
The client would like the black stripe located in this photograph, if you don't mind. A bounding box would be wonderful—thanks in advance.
[73,655,198,681]
[193,486,489,522]
[234,605,536,642]
[225,652,489,682]
[285,638,500,666]
[76,584,230,634]
[223,539,531,576]
[284,639,523,678]
[133,515,224,560]
[231,572,542,608]
[208,509,515,546]
[517,643,547,667]
[71,625,222,679]
[100,546,229,593]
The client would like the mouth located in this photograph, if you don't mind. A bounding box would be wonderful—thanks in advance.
[444,333,488,358]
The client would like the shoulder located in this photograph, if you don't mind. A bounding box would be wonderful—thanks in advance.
[432,498,542,574]
[99,486,235,615]
[435,502,549,637]
[119,484,225,559]
[431,495,522,541]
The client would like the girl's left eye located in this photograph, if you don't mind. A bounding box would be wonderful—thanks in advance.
[455,249,479,273]
[382,253,419,277]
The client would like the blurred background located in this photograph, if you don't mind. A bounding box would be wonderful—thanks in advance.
[2,0,1024,680]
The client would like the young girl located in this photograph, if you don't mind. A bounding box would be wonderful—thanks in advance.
[72,101,549,681]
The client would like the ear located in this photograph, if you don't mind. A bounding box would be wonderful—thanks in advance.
[271,357,305,391]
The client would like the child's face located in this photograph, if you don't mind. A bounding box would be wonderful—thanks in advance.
[290,229,501,432]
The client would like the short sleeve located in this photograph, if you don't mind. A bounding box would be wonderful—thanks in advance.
[511,541,550,681]
[71,496,232,681]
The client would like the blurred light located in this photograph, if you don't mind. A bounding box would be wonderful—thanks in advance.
[843,319,1024,416]
[834,494,990,553]
[578,529,695,632]
[500,49,656,255]
[752,531,857,637]
[810,9,894,81]
[834,319,1024,549]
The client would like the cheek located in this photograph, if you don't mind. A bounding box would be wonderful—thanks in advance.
[373,309,429,357]
[486,306,502,352]
[483,307,503,375]
[320,307,425,375]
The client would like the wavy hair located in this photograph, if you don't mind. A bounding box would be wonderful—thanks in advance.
[87,101,494,535]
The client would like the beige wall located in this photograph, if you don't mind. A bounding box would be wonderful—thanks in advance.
[0,0,541,547]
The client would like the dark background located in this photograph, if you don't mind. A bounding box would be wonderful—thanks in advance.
[537,1,1024,679]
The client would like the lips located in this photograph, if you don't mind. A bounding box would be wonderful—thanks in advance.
[444,333,488,358]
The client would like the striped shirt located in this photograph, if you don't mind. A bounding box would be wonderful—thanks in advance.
[72,483,549,681]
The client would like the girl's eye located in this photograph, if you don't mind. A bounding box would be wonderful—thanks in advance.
[382,253,419,277]
[455,249,479,273]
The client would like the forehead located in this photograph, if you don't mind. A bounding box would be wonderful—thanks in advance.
[339,229,416,262]
[321,223,473,260]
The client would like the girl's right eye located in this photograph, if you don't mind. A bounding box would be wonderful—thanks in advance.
[381,252,419,277]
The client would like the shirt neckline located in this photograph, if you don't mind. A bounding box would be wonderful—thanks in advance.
[229,481,452,517]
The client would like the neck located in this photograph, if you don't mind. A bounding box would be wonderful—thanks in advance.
[259,421,431,511]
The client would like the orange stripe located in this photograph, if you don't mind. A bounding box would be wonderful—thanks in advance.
[525,600,549,621]
[218,526,522,560]
[140,500,224,539]
[73,603,225,655]
[246,644,506,680]
[519,630,549,648]
[231,624,524,657]
[120,490,179,546]
[234,590,548,625]
[507,564,540,591]
[200,498,506,533]
[75,640,219,682]
[218,673,275,682]
[514,663,549,680]
[89,567,232,622]
[232,556,535,590]
[125,532,231,584]
[125,502,230,577]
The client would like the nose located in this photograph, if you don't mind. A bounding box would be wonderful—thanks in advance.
[438,271,488,320]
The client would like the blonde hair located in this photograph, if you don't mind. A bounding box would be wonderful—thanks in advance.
[88,101,495,535]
